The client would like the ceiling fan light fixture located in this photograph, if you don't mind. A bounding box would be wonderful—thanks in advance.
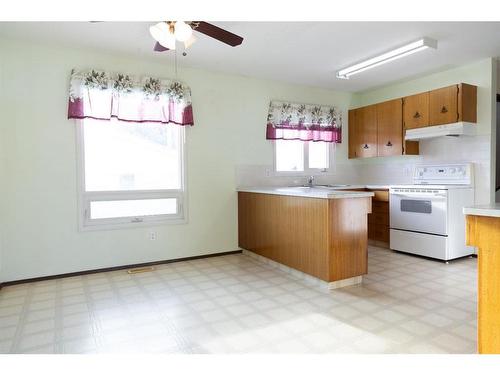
[336,37,437,79]
[174,21,193,42]
[149,22,176,50]
[184,34,197,49]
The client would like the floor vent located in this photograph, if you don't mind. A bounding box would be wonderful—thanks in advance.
[127,266,155,274]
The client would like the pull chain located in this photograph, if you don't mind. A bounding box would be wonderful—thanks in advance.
[174,48,178,79]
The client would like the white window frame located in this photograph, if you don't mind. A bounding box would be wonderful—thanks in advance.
[273,140,335,176]
[75,120,188,231]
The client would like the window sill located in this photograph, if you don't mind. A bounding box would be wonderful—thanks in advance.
[78,217,188,232]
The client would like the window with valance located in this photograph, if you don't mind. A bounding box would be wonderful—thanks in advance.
[67,69,192,229]
[266,100,342,173]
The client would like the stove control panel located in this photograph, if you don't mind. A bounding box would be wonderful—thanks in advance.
[413,163,473,185]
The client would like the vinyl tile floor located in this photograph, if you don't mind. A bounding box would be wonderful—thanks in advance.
[0,246,477,354]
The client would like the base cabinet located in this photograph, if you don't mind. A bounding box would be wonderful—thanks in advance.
[367,190,389,244]
[238,192,372,282]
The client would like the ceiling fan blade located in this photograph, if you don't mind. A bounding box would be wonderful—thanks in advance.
[153,42,169,52]
[193,22,243,47]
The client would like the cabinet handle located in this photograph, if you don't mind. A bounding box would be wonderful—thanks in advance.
[441,106,448,113]
[386,141,393,147]
[363,144,369,149]
[413,111,421,119]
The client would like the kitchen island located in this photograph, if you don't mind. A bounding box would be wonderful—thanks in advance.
[238,187,374,288]
[464,204,500,354]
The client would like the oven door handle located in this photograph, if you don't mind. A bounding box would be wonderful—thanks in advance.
[391,193,447,199]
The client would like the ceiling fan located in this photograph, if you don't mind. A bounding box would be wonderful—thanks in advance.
[150,21,244,52]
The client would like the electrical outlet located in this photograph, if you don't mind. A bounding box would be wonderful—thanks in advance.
[149,231,157,241]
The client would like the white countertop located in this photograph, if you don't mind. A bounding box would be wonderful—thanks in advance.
[237,186,375,199]
[463,204,500,218]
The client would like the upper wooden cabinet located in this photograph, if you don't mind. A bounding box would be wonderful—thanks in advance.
[403,92,429,130]
[357,105,378,158]
[457,83,478,123]
[428,83,477,126]
[348,109,358,159]
[376,99,403,157]
[349,83,477,159]
[348,106,377,159]
[348,100,414,159]
[429,85,459,125]
[404,83,477,128]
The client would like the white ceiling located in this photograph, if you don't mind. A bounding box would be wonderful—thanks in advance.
[1,22,500,92]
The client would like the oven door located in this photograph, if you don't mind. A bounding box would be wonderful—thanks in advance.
[390,188,448,236]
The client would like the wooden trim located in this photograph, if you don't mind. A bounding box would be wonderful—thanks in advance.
[458,83,477,123]
[404,140,419,155]
[0,250,242,289]
[371,190,389,202]
[466,214,500,353]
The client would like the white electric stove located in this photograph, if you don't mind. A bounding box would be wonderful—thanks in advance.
[389,163,475,261]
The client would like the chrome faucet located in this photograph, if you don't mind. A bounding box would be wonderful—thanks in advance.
[307,175,315,187]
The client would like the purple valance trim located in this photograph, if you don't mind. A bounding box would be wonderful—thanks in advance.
[266,123,341,143]
[68,98,194,126]
[67,69,194,126]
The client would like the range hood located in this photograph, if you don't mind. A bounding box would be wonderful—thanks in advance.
[405,122,476,141]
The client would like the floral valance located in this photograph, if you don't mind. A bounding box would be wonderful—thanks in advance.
[68,69,194,125]
[266,100,342,143]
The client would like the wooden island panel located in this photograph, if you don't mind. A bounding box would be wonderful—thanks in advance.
[238,192,372,282]
[238,192,329,280]
[328,198,370,281]
[466,214,500,354]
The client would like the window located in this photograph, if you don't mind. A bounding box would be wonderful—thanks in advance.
[274,140,331,173]
[77,118,186,229]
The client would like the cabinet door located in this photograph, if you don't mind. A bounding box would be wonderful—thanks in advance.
[429,85,458,125]
[403,92,429,129]
[376,99,403,157]
[357,105,378,158]
[348,109,358,159]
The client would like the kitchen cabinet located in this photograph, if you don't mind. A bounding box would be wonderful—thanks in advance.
[376,99,403,157]
[348,101,417,159]
[357,105,378,158]
[348,83,476,159]
[429,83,477,125]
[368,190,389,245]
[429,85,459,125]
[348,109,357,159]
[403,92,429,130]
[348,105,377,159]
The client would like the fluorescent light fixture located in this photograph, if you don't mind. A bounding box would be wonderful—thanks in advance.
[336,37,437,79]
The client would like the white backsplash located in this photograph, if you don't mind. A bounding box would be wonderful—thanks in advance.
[236,135,491,204]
